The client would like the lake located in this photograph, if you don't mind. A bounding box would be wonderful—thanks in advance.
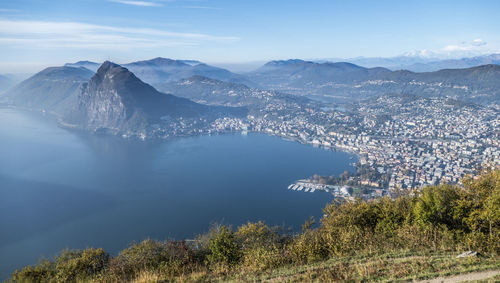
[0,107,356,279]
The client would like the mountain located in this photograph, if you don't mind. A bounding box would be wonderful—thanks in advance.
[315,54,439,70]
[249,61,500,105]
[64,61,101,72]
[156,75,312,109]
[248,59,391,90]
[377,64,500,104]
[62,57,260,88]
[402,54,500,72]
[0,75,13,94]
[0,73,34,96]
[179,60,202,65]
[334,53,500,72]
[2,66,94,114]
[360,65,500,105]
[122,57,255,86]
[63,62,246,135]
[155,75,252,106]
[3,61,246,137]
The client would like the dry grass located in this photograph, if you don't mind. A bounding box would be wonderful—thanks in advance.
[132,270,163,283]
[189,251,500,282]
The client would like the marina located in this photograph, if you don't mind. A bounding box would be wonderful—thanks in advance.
[287,179,353,199]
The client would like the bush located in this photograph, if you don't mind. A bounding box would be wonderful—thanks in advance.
[12,248,109,283]
[235,221,279,250]
[54,248,109,282]
[459,170,500,236]
[108,239,194,280]
[205,226,241,271]
[240,245,289,272]
[11,259,55,283]
[413,185,460,228]
[289,229,329,263]
[233,222,292,272]
[322,200,382,232]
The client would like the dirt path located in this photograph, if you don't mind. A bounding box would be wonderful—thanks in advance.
[415,269,500,282]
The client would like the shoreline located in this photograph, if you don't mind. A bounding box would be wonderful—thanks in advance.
[0,103,362,168]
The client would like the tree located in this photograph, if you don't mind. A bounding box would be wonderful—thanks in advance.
[413,185,460,228]
[457,170,500,237]
[206,226,241,268]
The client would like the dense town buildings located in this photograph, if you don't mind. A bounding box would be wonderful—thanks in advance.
[209,94,500,192]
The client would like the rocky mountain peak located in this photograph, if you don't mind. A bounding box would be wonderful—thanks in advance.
[96,61,122,75]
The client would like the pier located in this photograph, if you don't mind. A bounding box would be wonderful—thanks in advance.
[286,179,353,198]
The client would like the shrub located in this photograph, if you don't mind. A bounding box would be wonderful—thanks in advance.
[289,229,328,263]
[11,259,55,283]
[53,248,109,282]
[108,239,194,280]
[233,222,292,271]
[205,226,241,271]
[240,245,289,272]
[459,170,500,236]
[235,221,279,250]
[413,185,460,228]
[322,200,382,232]
[11,248,109,283]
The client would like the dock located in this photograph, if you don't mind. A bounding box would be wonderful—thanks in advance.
[286,179,352,198]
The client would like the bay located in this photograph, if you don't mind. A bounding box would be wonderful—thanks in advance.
[0,107,356,279]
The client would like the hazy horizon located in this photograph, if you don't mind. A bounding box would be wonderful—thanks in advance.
[1,0,500,73]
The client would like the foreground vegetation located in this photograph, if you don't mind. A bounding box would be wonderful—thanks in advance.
[9,170,500,282]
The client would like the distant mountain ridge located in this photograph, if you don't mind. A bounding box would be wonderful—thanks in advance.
[0,74,13,93]
[248,59,391,89]
[3,61,247,137]
[402,54,500,72]
[317,53,500,72]
[156,75,312,109]
[249,60,500,105]
[61,55,500,107]
[65,57,258,88]
[5,57,500,131]
[65,61,101,72]
[2,66,94,114]
[123,57,258,87]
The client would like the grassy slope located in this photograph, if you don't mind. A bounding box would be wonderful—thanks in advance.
[130,251,500,282]
[474,274,500,283]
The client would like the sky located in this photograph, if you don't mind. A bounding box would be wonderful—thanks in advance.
[0,0,500,73]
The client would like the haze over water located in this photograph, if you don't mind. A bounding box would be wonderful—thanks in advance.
[0,107,356,279]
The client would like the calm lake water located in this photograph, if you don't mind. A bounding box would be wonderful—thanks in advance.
[0,107,356,279]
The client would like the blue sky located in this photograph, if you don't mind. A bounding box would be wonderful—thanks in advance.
[1,0,499,72]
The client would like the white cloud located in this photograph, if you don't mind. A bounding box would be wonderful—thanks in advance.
[402,49,439,58]
[0,19,238,50]
[435,38,494,58]
[471,38,487,46]
[402,38,497,60]
[442,45,472,52]
[108,0,163,7]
